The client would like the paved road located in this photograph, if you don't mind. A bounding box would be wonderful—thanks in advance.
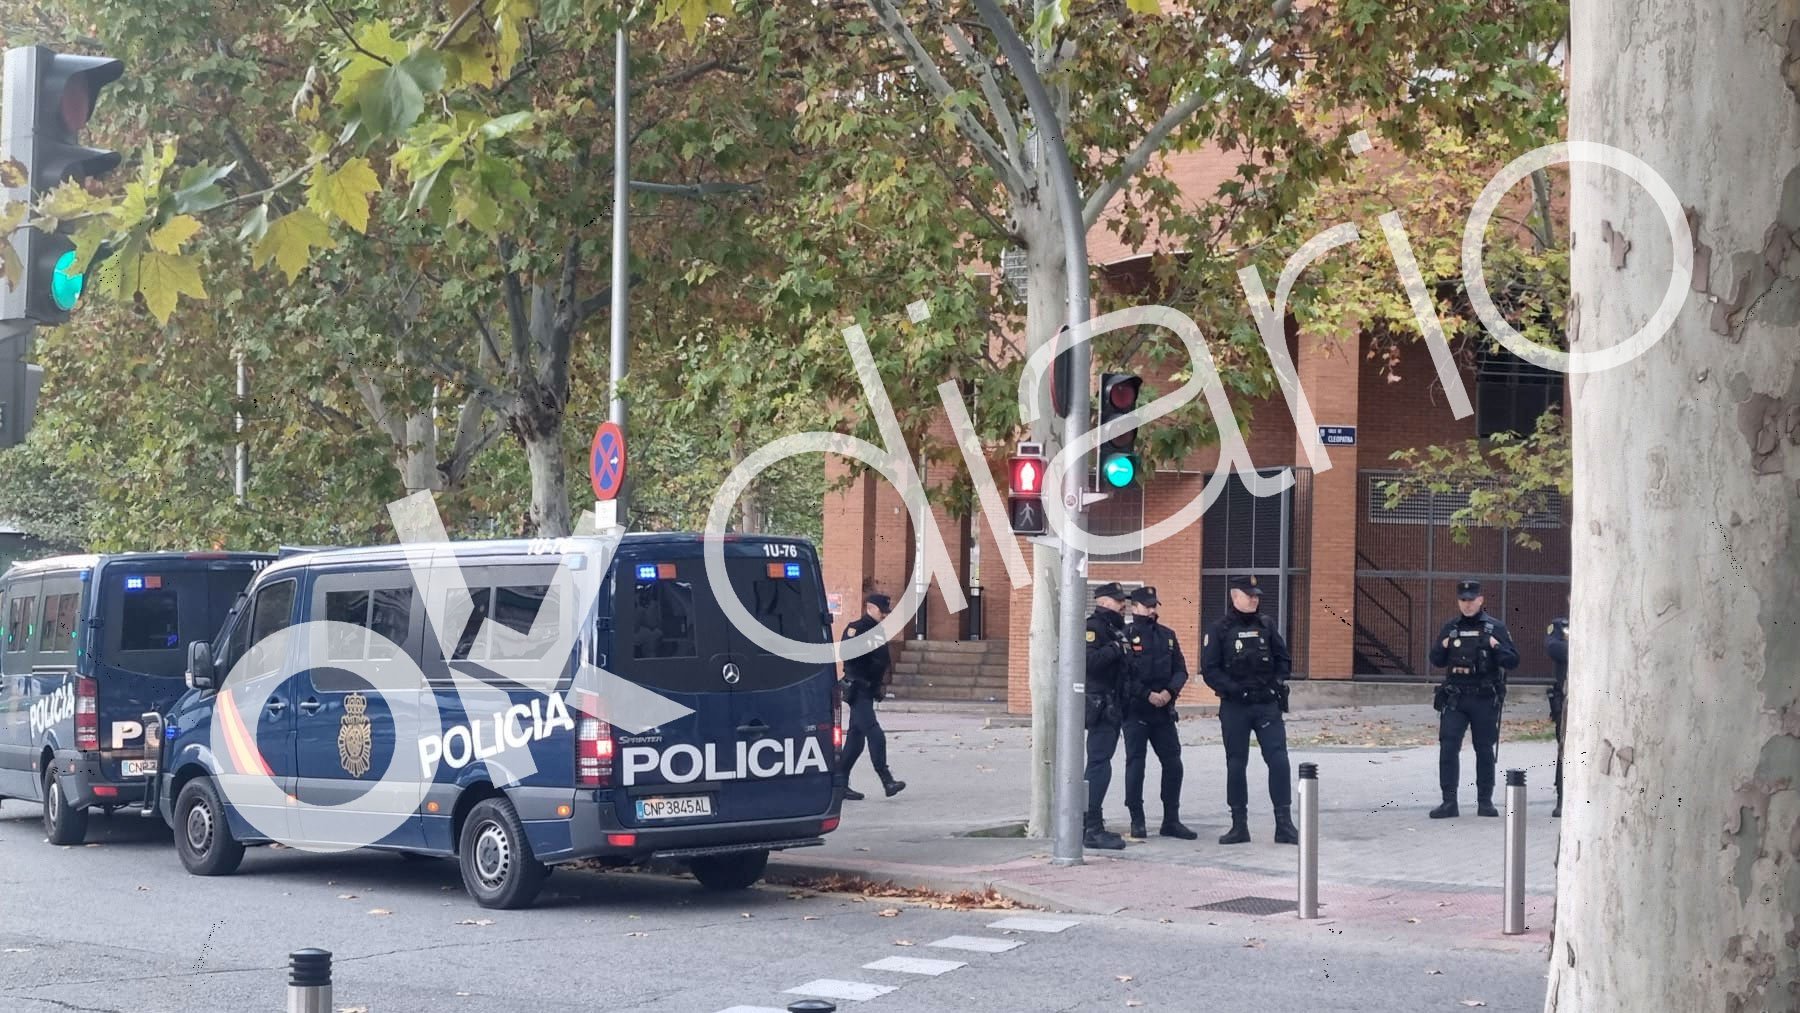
[0,805,1547,1012]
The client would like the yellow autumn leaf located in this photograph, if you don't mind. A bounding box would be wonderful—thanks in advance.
[149,215,202,254]
[307,158,381,234]
[1125,0,1162,13]
[136,250,207,324]
[0,243,19,290]
[253,209,334,282]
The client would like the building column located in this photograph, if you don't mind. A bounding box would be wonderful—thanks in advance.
[1296,328,1362,679]
[821,456,878,624]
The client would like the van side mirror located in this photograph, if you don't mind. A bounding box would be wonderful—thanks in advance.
[186,640,215,691]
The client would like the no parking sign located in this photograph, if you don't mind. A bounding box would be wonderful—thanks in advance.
[590,422,626,501]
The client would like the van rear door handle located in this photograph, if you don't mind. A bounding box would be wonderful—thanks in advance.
[266,697,287,714]
[735,719,770,737]
[297,698,322,714]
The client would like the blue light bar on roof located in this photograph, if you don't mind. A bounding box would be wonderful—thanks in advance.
[635,564,658,581]
[125,576,144,591]
[785,563,802,579]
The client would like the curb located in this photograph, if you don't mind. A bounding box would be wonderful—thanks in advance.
[763,854,1128,916]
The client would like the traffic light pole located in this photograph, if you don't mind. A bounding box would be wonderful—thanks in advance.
[972,0,1094,867]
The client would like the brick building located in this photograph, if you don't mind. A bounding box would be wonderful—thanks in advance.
[820,150,1570,714]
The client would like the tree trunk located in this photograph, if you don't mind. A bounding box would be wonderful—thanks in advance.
[522,413,573,537]
[401,411,439,496]
[1553,3,1800,1009]
[1020,192,1069,840]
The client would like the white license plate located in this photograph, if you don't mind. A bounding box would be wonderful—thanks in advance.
[122,760,156,776]
[635,796,712,820]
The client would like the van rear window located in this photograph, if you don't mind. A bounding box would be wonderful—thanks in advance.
[725,559,826,653]
[631,579,697,659]
[120,590,181,651]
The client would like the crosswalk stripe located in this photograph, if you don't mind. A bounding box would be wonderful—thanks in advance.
[711,1007,789,1013]
[926,935,1024,954]
[862,955,967,976]
[987,916,1081,933]
[784,979,899,1002]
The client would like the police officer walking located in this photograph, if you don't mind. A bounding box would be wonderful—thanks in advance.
[1428,579,1520,818]
[1201,575,1297,846]
[1546,608,1569,818]
[1120,586,1196,840]
[838,594,906,802]
[1082,582,1134,850]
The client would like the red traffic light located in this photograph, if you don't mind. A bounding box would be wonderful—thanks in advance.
[1009,456,1044,496]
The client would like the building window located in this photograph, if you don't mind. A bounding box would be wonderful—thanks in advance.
[1366,472,1564,528]
[1087,482,1144,564]
[1476,345,1563,438]
[1199,468,1312,672]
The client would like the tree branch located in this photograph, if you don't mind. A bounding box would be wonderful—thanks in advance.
[575,273,644,324]
[1529,167,1555,251]
[498,238,532,377]
[1083,0,1296,229]
[628,179,762,199]
[221,121,276,193]
[865,0,1027,195]
[633,57,750,96]
[444,394,504,489]
[937,13,1024,169]
[435,0,486,49]
[350,372,407,447]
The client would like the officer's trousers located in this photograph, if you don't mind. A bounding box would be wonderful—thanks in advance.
[1219,699,1291,812]
[1438,691,1500,797]
[840,693,891,781]
[1550,691,1565,802]
[1083,718,1122,828]
[1122,717,1183,816]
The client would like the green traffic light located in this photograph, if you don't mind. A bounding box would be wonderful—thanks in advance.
[1101,454,1136,488]
[51,249,84,311]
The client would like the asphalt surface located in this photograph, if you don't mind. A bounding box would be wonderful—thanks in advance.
[0,803,1549,1012]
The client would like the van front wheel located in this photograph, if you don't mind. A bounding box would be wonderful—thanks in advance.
[689,850,770,892]
[42,769,88,846]
[174,777,245,876]
[458,798,547,910]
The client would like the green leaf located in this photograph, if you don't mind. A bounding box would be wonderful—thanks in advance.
[149,215,202,255]
[175,162,236,213]
[479,111,535,139]
[359,51,446,139]
[1125,0,1163,12]
[135,251,207,324]
[253,210,335,282]
[237,204,272,245]
[306,157,382,234]
[68,221,109,274]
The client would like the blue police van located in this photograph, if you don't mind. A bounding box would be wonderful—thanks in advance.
[0,551,273,844]
[152,534,845,909]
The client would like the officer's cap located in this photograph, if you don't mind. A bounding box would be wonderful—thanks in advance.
[1093,581,1126,602]
[1128,586,1159,607]
[1456,580,1482,601]
[1227,574,1263,596]
[865,593,893,612]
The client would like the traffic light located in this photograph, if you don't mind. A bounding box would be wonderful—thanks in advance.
[1097,373,1142,489]
[0,325,43,449]
[1,45,124,326]
[1007,443,1046,535]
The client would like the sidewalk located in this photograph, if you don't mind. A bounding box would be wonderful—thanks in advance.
[770,705,1566,951]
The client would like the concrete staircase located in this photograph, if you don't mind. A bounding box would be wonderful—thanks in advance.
[886,639,1010,704]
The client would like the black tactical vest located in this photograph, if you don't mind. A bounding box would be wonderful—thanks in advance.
[1229,620,1276,683]
[1445,622,1492,681]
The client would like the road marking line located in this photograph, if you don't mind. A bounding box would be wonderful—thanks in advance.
[926,935,1024,953]
[987,916,1081,933]
[783,979,899,1002]
[862,956,967,976]
[712,1008,789,1013]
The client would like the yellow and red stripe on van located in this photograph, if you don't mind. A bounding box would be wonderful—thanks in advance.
[215,689,273,778]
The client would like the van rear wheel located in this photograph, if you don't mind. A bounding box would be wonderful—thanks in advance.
[458,798,546,910]
[174,777,245,876]
[42,769,88,846]
[688,849,770,892]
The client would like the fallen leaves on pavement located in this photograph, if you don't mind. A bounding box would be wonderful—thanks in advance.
[367,909,392,916]
[877,908,901,917]
[774,873,1025,911]
[453,919,494,927]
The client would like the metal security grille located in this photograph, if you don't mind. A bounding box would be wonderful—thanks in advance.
[1355,470,1569,682]
[1200,468,1312,676]
[1369,475,1563,528]
[1193,896,1300,916]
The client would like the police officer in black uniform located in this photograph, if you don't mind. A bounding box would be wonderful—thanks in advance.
[1428,580,1520,818]
[1120,586,1196,841]
[1546,608,1569,818]
[838,594,906,802]
[1200,575,1297,846]
[1082,582,1134,850]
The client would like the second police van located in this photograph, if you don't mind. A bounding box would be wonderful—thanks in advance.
[151,533,846,908]
[0,551,273,844]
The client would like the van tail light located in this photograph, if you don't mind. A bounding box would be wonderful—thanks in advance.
[75,678,98,751]
[831,678,844,753]
[822,816,840,833]
[577,716,614,788]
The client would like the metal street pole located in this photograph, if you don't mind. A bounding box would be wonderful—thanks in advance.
[234,352,247,503]
[972,0,1093,867]
[607,25,631,529]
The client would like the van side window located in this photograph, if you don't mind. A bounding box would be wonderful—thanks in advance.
[632,579,697,660]
[490,583,557,661]
[317,586,414,691]
[38,593,80,653]
[5,594,36,653]
[120,589,181,651]
[223,579,297,684]
[450,587,493,661]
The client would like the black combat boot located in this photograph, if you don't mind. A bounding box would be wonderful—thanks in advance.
[843,787,866,801]
[1084,815,1126,850]
[1551,799,1562,818]
[1217,809,1250,845]
[1429,795,1459,819]
[880,774,907,798]
[1127,806,1148,840]
[1476,793,1499,817]
[1159,809,1198,841]
[1272,807,1299,845]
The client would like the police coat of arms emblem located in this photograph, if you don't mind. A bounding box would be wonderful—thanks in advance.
[338,692,373,777]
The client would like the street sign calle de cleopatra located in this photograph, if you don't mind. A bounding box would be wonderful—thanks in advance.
[590,421,626,501]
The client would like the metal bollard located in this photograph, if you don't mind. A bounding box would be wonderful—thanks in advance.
[287,949,331,1013]
[1297,762,1319,919]
[1503,769,1527,935]
[788,1002,838,1013]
